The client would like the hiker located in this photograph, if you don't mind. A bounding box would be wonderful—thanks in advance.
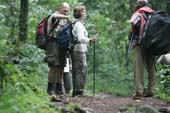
[71,5,96,97]
[129,0,156,99]
[45,2,70,95]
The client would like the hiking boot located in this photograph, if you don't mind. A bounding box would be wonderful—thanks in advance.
[72,91,83,97]
[144,92,154,97]
[60,94,70,104]
[55,83,64,95]
[51,94,69,104]
[47,82,53,95]
[132,93,143,100]
[51,94,63,102]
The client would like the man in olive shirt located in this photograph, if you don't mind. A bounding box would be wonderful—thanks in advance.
[45,2,70,95]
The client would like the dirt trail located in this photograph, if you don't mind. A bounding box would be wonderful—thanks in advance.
[70,94,169,113]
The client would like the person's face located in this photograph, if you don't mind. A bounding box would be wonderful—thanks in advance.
[81,9,86,19]
[60,6,69,15]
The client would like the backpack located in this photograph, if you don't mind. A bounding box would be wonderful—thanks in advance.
[36,16,50,50]
[57,21,79,50]
[36,15,59,50]
[141,10,170,55]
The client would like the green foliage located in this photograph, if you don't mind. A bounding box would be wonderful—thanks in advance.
[0,91,58,113]
[0,42,56,112]
[155,64,170,100]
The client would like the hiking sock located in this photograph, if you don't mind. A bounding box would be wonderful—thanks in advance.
[47,82,53,95]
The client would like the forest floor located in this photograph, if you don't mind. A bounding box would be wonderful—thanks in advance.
[64,93,170,113]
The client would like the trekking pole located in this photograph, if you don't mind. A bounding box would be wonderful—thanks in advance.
[128,32,134,54]
[125,32,134,66]
[93,42,96,96]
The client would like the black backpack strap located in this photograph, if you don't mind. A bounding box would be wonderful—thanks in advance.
[142,12,148,20]
[142,12,152,39]
[71,19,81,28]
[71,20,81,43]
[48,19,60,36]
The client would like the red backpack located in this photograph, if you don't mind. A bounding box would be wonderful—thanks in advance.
[36,15,59,50]
[36,16,50,50]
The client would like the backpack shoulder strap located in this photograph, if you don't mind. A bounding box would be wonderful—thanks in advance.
[142,12,153,38]
[142,12,153,21]
[48,18,60,36]
[71,20,82,44]
[71,20,81,31]
[142,12,148,20]
[72,19,81,25]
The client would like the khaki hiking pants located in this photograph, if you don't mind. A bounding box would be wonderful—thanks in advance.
[134,46,156,95]
[71,51,87,92]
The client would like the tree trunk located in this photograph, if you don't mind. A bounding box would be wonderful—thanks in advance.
[8,0,17,44]
[19,0,28,41]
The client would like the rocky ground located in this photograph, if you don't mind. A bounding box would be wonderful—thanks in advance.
[51,93,170,113]
[69,94,170,113]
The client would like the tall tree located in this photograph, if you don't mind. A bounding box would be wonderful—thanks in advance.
[19,0,28,41]
[9,0,17,43]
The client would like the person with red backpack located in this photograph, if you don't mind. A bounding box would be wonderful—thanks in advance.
[45,2,70,95]
[129,0,156,99]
